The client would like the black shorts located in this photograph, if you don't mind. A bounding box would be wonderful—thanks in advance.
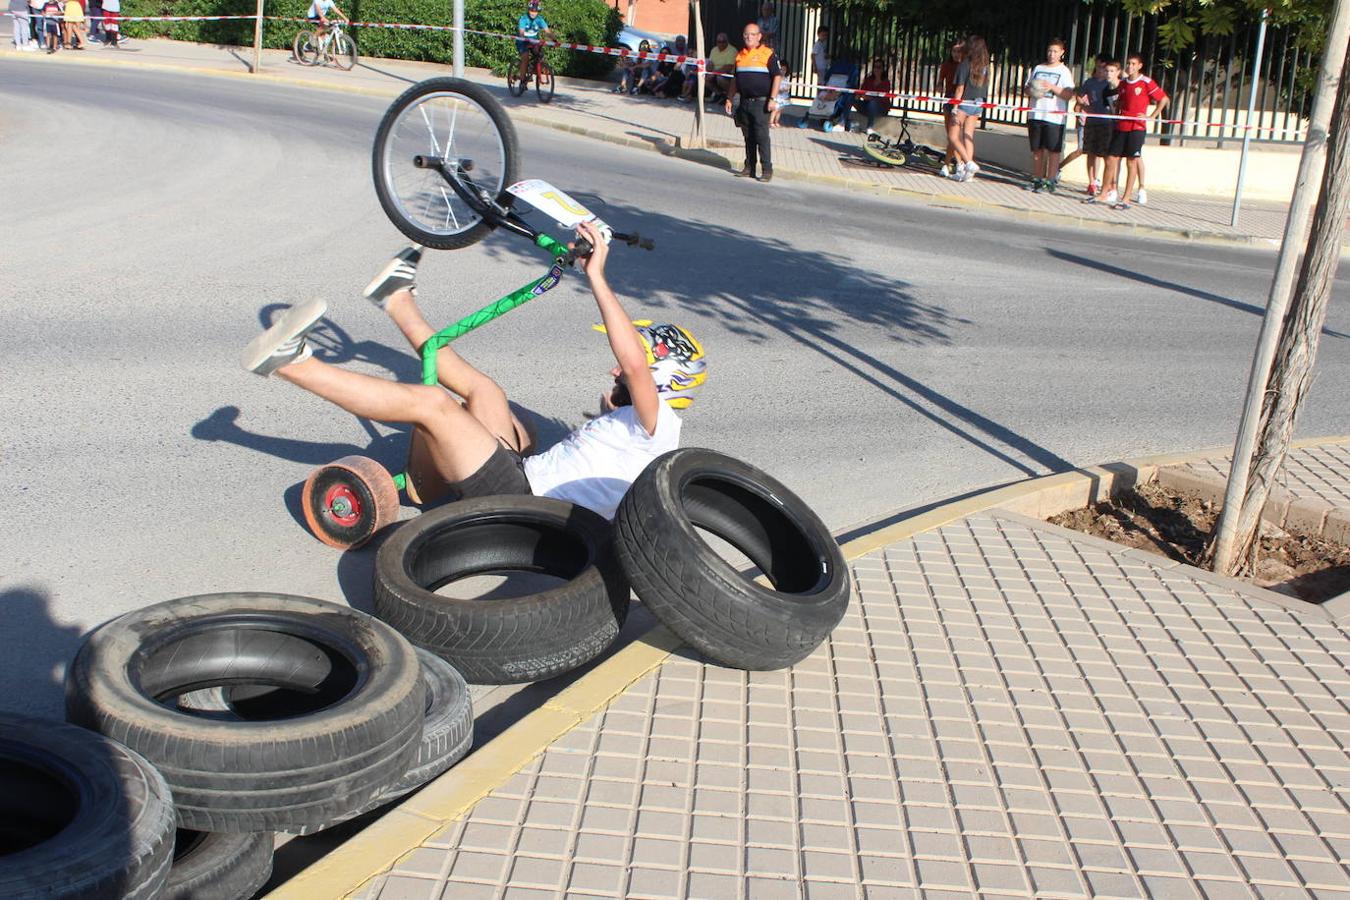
[437,443,531,504]
[1027,119,1065,153]
[1108,129,1146,159]
[1082,121,1113,156]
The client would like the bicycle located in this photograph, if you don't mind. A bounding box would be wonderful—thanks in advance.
[861,103,948,170]
[302,77,652,548]
[293,20,357,71]
[507,42,555,104]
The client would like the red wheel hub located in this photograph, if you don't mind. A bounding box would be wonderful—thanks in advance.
[323,483,363,527]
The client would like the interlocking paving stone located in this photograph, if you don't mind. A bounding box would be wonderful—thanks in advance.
[1175,444,1350,518]
[359,511,1350,898]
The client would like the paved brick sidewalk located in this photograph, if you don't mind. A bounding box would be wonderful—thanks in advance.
[347,508,1350,899]
[1159,439,1350,543]
[0,36,1301,245]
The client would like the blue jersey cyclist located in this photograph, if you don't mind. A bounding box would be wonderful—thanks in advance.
[307,0,346,34]
[516,0,552,84]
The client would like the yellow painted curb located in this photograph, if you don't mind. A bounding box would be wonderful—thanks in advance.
[268,625,683,898]
[266,435,1348,897]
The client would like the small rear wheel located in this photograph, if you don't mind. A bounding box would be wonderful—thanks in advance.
[301,455,399,549]
[372,77,520,250]
[535,59,555,103]
[333,30,357,71]
[293,29,319,66]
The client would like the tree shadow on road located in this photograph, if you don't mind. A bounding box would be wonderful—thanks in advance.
[1047,249,1349,340]
[477,194,1070,475]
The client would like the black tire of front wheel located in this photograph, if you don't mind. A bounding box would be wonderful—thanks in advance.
[374,496,630,684]
[65,592,426,833]
[613,448,851,671]
[371,77,521,251]
[162,830,273,900]
[333,31,356,71]
[0,715,175,900]
[536,60,555,103]
[507,70,525,97]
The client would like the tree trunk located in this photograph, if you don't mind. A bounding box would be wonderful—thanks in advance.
[1205,38,1350,574]
[687,0,706,149]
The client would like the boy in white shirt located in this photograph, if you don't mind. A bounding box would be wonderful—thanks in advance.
[1024,37,1076,193]
[241,221,707,520]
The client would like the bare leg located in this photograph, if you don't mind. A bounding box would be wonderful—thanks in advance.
[1122,158,1140,205]
[960,115,978,166]
[1102,155,1121,196]
[276,356,500,484]
[382,288,529,452]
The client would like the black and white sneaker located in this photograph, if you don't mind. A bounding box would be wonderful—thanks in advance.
[362,245,422,309]
[241,298,327,376]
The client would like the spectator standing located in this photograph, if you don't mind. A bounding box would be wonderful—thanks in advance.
[87,0,100,43]
[28,0,42,45]
[937,38,966,177]
[811,26,830,79]
[757,2,778,49]
[1023,38,1076,193]
[1070,58,1117,196]
[705,32,737,104]
[1096,52,1168,210]
[41,0,59,52]
[947,35,989,182]
[101,0,120,47]
[62,0,85,49]
[725,21,782,182]
[768,58,792,126]
[11,0,34,50]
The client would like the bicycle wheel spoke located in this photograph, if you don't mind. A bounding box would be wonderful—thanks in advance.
[417,103,444,157]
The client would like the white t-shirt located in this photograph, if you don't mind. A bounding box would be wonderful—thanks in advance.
[307,0,336,18]
[1026,62,1075,124]
[523,401,681,520]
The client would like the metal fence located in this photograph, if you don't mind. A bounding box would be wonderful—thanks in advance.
[693,1,1311,144]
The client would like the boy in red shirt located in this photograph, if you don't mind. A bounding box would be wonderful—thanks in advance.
[1098,52,1168,211]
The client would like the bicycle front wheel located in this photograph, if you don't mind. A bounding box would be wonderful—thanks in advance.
[507,69,525,97]
[862,136,909,167]
[333,31,356,71]
[535,59,555,103]
[293,30,319,66]
[372,78,520,250]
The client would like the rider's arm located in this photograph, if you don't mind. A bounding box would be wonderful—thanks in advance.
[332,3,347,21]
[577,221,660,436]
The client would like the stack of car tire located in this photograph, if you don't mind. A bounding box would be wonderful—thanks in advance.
[3,448,846,898]
[3,594,473,900]
[372,448,852,682]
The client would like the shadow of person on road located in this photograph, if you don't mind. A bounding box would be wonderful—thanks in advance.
[476,193,1070,476]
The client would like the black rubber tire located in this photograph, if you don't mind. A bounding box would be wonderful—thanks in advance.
[613,448,851,670]
[507,69,525,97]
[163,830,273,900]
[375,496,630,684]
[0,714,175,900]
[372,77,520,250]
[289,647,473,833]
[65,592,426,833]
[536,60,555,103]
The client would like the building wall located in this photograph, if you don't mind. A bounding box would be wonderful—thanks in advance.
[617,0,689,37]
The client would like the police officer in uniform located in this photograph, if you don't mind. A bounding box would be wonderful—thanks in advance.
[724,22,782,182]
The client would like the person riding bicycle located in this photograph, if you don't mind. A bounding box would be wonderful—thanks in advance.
[241,220,709,520]
[306,0,346,35]
[516,0,552,86]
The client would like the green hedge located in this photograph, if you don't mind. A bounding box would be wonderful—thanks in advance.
[121,0,620,77]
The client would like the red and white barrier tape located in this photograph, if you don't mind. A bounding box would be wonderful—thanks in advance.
[4,11,1304,137]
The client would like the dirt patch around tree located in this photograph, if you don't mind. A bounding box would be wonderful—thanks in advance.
[1047,480,1350,604]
